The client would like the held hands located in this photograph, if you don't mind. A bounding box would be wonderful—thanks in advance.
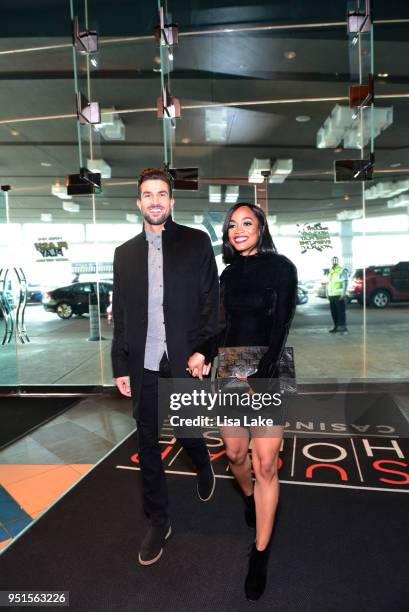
[115,376,132,397]
[187,352,211,380]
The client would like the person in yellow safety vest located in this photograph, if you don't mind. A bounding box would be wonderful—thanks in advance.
[326,256,349,333]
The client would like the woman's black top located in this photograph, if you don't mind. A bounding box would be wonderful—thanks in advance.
[198,252,298,381]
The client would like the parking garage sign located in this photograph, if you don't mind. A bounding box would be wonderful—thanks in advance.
[297,222,332,254]
[34,236,69,262]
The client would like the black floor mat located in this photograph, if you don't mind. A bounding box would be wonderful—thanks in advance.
[1,401,408,611]
[0,397,79,449]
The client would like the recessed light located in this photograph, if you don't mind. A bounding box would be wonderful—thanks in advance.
[295,115,311,122]
[390,162,401,168]
[10,129,19,137]
[377,73,389,78]
[284,51,296,60]
[41,162,52,167]
[181,137,191,144]
[344,194,350,201]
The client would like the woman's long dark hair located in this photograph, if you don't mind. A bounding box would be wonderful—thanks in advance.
[222,202,277,264]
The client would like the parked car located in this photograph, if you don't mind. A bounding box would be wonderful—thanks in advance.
[27,283,43,302]
[297,284,308,305]
[42,281,113,319]
[348,262,409,308]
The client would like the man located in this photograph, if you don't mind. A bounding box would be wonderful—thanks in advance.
[111,167,218,566]
[327,256,348,333]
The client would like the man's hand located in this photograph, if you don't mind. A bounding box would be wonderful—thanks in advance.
[187,352,211,380]
[115,376,132,397]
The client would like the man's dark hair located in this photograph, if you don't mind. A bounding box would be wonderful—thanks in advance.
[222,202,277,264]
[137,167,173,197]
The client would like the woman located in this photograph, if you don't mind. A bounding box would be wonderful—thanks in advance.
[188,202,297,601]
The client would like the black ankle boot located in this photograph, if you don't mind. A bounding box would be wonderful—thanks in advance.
[244,543,269,601]
[244,493,256,528]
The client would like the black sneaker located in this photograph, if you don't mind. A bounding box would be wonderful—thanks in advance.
[336,326,348,333]
[138,522,171,566]
[329,327,338,333]
[197,462,216,501]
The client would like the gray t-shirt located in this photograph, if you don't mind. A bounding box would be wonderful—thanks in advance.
[144,229,166,370]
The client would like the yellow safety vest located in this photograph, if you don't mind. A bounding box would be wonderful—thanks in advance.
[327,265,346,296]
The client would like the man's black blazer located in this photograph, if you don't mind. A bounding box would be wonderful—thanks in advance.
[111,217,219,410]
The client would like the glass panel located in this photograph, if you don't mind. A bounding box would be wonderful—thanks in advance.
[164,20,367,382]
[0,190,18,386]
[363,17,409,380]
[1,1,408,387]
[0,0,102,387]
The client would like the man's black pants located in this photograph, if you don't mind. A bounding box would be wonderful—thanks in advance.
[135,354,210,526]
[329,295,346,328]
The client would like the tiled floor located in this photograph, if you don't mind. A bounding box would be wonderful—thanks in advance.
[0,394,135,550]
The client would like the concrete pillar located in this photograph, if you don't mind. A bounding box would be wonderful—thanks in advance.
[255,181,268,214]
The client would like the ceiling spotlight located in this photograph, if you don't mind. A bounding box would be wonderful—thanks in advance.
[337,210,362,220]
[344,194,350,201]
[296,115,311,123]
[62,201,80,213]
[377,73,389,78]
[86,158,111,179]
[225,186,239,204]
[9,129,19,137]
[284,51,296,60]
[41,213,53,222]
[209,185,222,203]
[269,159,293,184]
[316,104,393,149]
[365,179,409,200]
[205,108,228,143]
[95,108,125,140]
[387,195,409,208]
[181,137,191,144]
[126,213,138,223]
[248,158,271,184]
[41,162,52,167]
[52,181,71,200]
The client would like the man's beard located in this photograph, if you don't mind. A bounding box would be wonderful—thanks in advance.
[142,209,171,226]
